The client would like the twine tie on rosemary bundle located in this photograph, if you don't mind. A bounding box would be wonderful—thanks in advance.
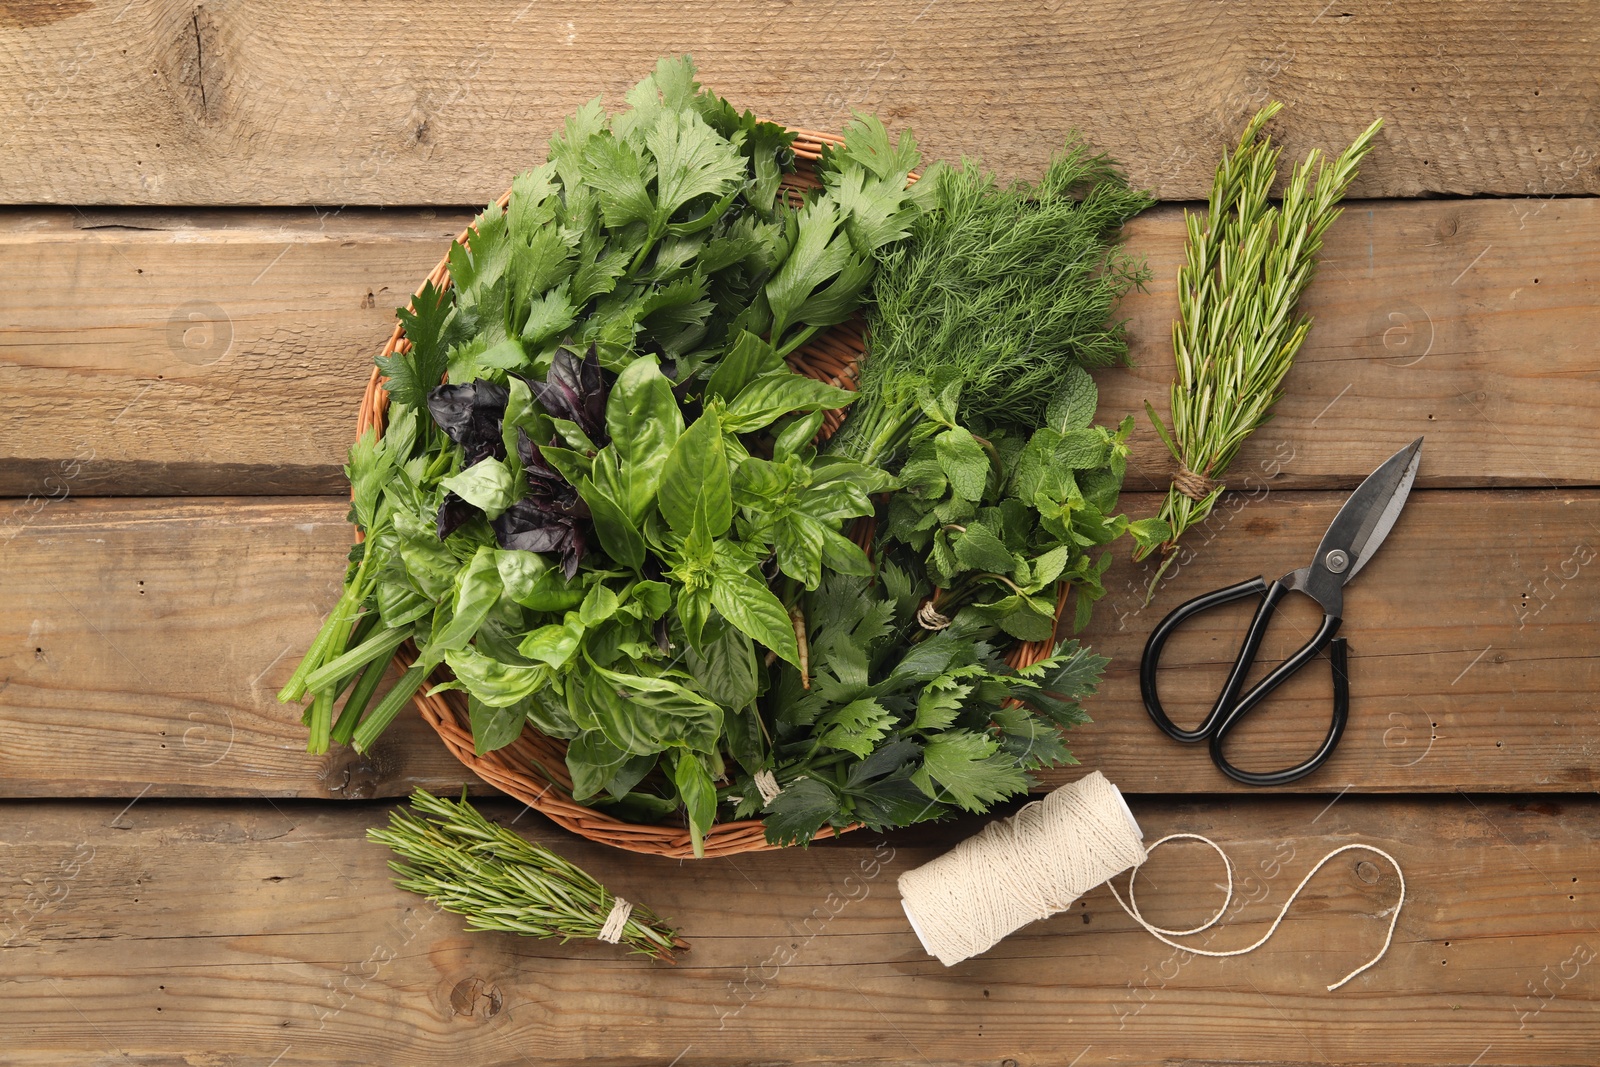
[597,897,633,944]
[1172,464,1220,503]
[897,772,1405,990]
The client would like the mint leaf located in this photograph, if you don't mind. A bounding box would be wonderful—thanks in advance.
[952,522,1015,574]
[935,426,990,501]
[1045,364,1099,432]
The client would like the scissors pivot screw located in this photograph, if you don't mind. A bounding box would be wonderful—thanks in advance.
[1324,549,1350,574]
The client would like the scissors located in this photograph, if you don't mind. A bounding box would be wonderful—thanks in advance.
[1139,437,1424,786]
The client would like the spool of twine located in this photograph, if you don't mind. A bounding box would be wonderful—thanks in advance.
[899,771,1145,966]
[897,772,1405,990]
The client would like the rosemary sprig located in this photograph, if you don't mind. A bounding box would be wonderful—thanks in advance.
[1137,102,1382,601]
[368,790,687,963]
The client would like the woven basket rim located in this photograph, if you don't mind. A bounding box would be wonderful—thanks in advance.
[355,125,1069,858]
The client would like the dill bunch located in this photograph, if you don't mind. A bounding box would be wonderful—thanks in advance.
[1137,103,1383,601]
[369,789,687,962]
[826,142,1153,466]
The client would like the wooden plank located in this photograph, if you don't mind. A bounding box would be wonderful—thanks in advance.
[2,795,1594,1065]
[1,1,1595,205]
[3,490,1595,799]
[5,196,1599,496]
[0,208,475,496]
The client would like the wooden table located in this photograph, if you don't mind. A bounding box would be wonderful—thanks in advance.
[3,3,1597,1064]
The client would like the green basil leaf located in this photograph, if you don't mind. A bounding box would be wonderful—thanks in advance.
[578,475,646,571]
[710,566,800,667]
[721,371,858,434]
[442,645,549,707]
[547,416,599,454]
[705,329,783,401]
[775,512,826,589]
[683,625,760,712]
[579,583,621,626]
[629,579,672,620]
[773,409,826,461]
[469,693,526,755]
[518,616,585,668]
[498,550,584,611]
[585,659,724,754]
[658,407,731,537]
[537,442,592,486]
[440,457,518,520]
[567,729,635,802]
[820,527,874,576]
[605,355,683,522]
[677,584,712,651]
[430,546,504,652]
[671,750,719,858]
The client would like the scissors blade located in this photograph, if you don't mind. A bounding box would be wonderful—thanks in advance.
[1311,436,1424,584]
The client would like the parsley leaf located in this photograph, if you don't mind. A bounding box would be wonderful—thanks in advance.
[378,280,464,409]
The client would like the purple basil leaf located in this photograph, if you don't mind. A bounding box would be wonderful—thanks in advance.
[577,346,606,439]
[532,350,584,427]
[427,381,509,464]
[492,500,587,578]
[436,491,479,540]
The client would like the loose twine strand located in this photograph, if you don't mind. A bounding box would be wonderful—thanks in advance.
[1107,836,1406,992]
[898,772,1405,990]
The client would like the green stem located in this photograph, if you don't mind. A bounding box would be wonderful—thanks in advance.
[774,323,822,360]
[330,654,391,747]
[302,624,412,695]
[306,688,335,755]
[351,660,434,753]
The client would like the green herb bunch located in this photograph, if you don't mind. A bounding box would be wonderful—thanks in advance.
[279,57,931,856]
[370,789,685,962]
[1138,103,1382,599]
[825,144,1153,468]
[281,58,1159,856]
[735,565,1109,845]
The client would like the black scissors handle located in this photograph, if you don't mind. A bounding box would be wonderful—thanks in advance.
[1140,576,1350,786]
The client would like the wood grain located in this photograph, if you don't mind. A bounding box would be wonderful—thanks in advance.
[1,795,1594,1065]
[3,491,1595,799]
[6,196,1599,496]
[1,1,1595,205]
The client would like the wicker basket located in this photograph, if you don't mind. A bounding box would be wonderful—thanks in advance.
[356,129,1069,858]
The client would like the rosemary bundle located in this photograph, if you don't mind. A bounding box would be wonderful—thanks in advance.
[369,790,686,962]
[1137,103,1382,599]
